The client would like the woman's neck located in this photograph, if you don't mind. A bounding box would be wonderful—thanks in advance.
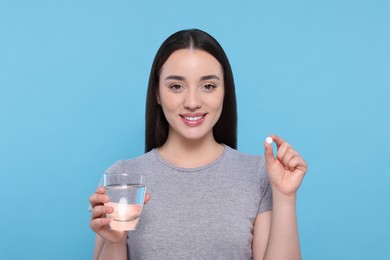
[157,134,225,168]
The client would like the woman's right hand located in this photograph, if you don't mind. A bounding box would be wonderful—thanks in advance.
[89,187,151,243]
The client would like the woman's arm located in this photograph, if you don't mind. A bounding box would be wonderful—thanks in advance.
[93,235,105,260]
[89,186,129,260]
[253,194,300,260]
[266,193,301,260]
[89,188,151,260]
[94,233,128,260]
[253,134,307,260]
[252,211,272,259]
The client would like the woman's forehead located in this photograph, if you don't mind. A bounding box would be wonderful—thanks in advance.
[160,49,223,79]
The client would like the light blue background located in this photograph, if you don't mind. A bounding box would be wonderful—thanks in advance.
[1,1,389,259]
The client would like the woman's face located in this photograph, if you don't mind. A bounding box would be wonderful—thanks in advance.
[158,49,224,143]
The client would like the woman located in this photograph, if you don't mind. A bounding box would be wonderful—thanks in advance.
[89,29,308,260]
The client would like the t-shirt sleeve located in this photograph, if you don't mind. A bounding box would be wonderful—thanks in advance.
[257,156,273,214]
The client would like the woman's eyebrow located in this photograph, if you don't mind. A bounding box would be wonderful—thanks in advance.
[164,75,185,81]
[200,75,220,81]
[164,74,221,81]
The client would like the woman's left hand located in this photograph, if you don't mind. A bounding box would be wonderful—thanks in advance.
[264,134,308,197]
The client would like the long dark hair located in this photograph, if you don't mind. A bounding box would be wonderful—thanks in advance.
[145,29,237,152]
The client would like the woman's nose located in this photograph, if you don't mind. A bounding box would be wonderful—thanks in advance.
[183,89,202,110]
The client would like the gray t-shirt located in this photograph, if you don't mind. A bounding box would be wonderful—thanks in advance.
[106,145,272,260]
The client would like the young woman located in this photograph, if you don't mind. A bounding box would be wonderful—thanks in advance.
[89,29,308,260]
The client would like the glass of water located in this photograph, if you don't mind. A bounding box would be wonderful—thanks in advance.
[103,173,146,231]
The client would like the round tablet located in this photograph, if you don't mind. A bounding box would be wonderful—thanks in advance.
[266,137,273,144]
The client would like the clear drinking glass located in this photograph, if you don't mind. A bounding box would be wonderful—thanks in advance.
[103,173,146,231]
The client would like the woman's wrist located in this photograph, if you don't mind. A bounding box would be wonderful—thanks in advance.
[271,188,297,204]
[103,231,128,245]
[99,233,128,260]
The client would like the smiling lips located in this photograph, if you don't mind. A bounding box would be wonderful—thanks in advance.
[180,113,207,127]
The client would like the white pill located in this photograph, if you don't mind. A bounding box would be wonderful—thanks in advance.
[266,137,273,144]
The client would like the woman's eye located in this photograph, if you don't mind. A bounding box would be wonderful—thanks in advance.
[203,84,216,91]
[169,84,183,91]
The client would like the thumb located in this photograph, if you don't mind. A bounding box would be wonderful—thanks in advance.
[264,142,275,167]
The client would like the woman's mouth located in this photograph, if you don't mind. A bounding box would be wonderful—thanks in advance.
[180,113,207,126]
[182,115,204,121]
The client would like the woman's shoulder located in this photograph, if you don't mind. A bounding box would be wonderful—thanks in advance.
[224,145,264,164]
[221,145,268,181]
[105,149,156,173]
[221,145,266,174]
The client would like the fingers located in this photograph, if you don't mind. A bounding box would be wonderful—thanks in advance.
[267,134,306,172]
[89,216,111,233]
[286,154,304,172]
[282,148,295,171]
[89,187,111,233]
[91,205,113,219]
[89,187,109,208]
[288,154,308,173]
[275,139,291,162]
[144,193,151,205]
[264,140,275,166]
[270,134,284,150]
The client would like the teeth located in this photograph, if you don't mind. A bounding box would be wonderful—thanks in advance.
[184,116,203,121]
